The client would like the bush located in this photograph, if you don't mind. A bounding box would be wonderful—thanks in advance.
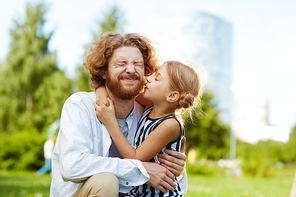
[0,128,46,171]
[187,164,215,176]
[186,160,226,176]
[237,140,285,177]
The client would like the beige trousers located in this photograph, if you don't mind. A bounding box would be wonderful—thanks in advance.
[74,173,119,197]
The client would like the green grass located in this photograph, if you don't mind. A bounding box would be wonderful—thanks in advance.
[0,171,51,197]
[184,175,293,197]
[0,171,293,197]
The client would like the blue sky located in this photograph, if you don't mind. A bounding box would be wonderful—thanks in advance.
[1,0,296,142]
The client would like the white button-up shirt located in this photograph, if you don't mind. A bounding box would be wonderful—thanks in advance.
[50,92,149,197]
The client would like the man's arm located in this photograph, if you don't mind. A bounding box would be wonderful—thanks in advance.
[158,137,187,176]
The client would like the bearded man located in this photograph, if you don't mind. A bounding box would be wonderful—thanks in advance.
[50,32,186,197]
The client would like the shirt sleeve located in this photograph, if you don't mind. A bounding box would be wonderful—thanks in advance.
[55,92,149,191]
[178,170,188,194]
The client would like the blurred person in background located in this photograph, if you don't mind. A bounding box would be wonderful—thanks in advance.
[37,119,59,176]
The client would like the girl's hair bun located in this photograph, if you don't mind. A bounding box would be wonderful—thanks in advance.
[179,92,195,109]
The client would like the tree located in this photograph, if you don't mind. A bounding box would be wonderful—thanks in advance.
[283,124,296,162]
[73,5,125,92]
[93,5,125,39]
[183,91,230,160]
[0,3,72,132]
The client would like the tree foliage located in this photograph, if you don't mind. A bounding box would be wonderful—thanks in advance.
[93,5,125,39]
[183,91,230,160]
[74,5,125,92]
[282,124,296,162]
[236,139,285,177]
[235,124,296,177]
[0,3,72,132]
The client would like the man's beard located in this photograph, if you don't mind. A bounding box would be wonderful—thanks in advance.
[106,72,144,100]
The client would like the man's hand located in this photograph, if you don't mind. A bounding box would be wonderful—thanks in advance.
[157,137,186,176]
[142,162,176,194]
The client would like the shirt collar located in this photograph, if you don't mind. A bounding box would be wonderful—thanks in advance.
[115,103,135,132]
[126,105,135,131]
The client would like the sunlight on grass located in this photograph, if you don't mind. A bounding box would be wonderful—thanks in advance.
[184,175,293,197]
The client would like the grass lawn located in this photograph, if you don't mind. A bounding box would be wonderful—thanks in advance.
[184,174,293,197]
[0,171,51,197]
[0,171,293,196]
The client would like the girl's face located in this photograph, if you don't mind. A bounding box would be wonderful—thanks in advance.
[143,64,172,103]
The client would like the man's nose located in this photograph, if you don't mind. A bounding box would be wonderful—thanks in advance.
[125,63,135,73]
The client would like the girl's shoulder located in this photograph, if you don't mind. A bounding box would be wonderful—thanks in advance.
[156,118,183,144]
[161,117,180,129]
[161,116,184,136]
[160,117,182,135]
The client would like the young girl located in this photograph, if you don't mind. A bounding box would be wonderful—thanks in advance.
[94,60,204,196]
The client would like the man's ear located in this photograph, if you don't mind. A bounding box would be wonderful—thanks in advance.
[166,91,179,103]
[102,70,107,79]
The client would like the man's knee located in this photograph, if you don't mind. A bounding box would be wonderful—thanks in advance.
[91,173,119,190]
[75,173,119,197]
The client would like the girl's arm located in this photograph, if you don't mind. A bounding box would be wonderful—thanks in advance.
[95,86,109,106]
[94,98,181,161]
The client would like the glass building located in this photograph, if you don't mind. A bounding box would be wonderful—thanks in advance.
[150,11,233,123]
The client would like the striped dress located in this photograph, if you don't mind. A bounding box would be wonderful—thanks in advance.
[125,106,184,197]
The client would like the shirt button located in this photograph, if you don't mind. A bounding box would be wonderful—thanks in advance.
[126,182,129,185]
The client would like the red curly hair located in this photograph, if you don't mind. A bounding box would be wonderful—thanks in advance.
[83,32,159,90]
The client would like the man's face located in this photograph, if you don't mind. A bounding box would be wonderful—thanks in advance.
[105,46,145,100]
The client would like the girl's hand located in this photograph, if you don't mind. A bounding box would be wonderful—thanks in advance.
[93,98,116,125]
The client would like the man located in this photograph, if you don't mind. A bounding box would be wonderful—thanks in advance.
[50,32,186,197]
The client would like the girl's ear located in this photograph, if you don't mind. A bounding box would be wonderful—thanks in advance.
[166,91,179,103]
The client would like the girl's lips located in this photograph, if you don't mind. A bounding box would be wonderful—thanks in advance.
[143,87,148,93]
